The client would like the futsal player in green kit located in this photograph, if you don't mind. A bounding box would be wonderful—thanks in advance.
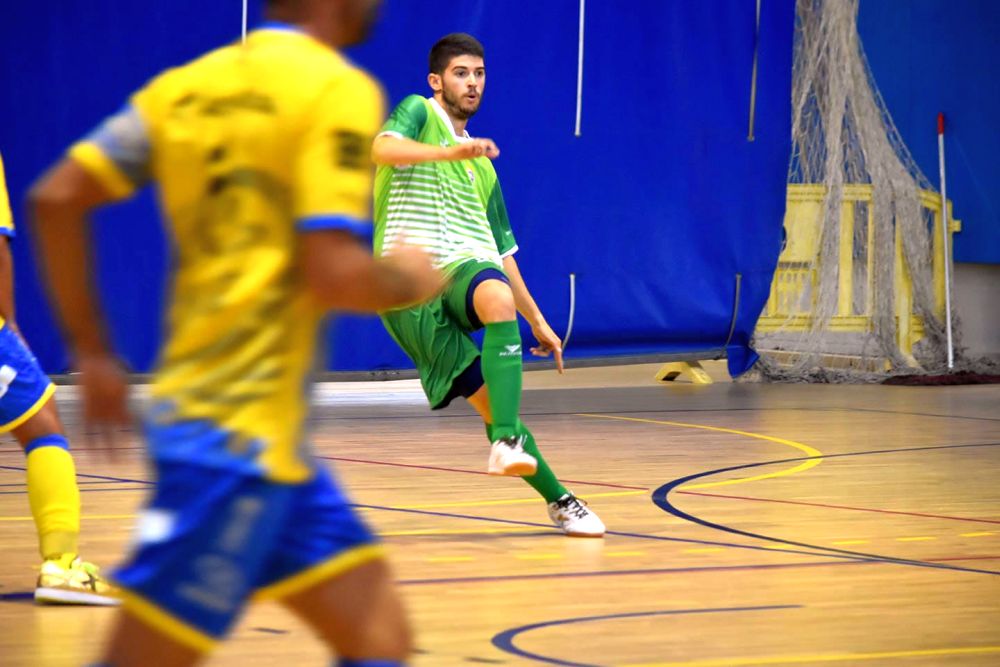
[372,33,604,537]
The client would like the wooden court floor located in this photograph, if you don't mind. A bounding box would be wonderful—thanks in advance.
[1,362,998,666]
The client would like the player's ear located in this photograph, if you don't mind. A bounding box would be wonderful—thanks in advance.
[427,72,442,93]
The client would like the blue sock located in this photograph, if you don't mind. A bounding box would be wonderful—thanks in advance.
[337,660,405,667]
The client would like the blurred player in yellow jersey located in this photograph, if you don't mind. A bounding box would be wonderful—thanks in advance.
[31,0,442,665]
[0,151,116,605]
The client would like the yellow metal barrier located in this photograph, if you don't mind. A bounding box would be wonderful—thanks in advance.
[757,184,960,360]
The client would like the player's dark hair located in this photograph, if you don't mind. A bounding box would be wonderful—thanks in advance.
[429,33,485,74]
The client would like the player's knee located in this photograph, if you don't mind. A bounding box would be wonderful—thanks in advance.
[474,280,516,323]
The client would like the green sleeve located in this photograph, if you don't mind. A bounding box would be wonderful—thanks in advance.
[487,182,518,256]
[380,95,428,140]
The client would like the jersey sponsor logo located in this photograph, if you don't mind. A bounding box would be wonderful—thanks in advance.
[499,344,522,357]
[333,130,368,170]
[467,168,475,183]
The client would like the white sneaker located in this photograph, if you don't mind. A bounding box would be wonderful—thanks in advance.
[487,435,538,476]
[547,494,606,537]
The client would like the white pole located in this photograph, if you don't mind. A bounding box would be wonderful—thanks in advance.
[574,0,585,137]
[747,0,761,141]
[563,273,577,350]
[241,0,248,43]
[937,112,954,369]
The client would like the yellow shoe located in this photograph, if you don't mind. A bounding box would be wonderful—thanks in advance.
[35,555,121,606]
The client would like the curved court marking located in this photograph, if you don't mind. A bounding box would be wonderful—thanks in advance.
[624,644,1000,666]
[576,414,823,490]
[490,605,802,667]
[650,442,1000,576]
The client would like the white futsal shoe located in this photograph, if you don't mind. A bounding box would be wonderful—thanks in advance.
[487,435,538,476]
[548,493,606,537]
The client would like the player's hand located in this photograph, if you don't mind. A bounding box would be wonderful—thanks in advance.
[450,138,500,161]
[76,352,132,458]
[383,245,445,306]
[530,321,564,374]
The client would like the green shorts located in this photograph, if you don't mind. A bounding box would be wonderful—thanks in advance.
[380,260,509,409]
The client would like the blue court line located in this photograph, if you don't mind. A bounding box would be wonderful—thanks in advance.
[0,465,152,486]
[0,487,149,495]
[652,442,1000,577]
[322,405,1000,424]
[399,559,872,586]
[354,503,884,563]
[491,605,803,667]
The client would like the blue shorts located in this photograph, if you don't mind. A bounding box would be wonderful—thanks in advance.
[0,323,55,433]
[114,459,381,652]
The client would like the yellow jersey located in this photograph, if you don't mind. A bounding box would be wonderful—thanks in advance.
[70,24,384,482]
[0,151,13,238]
[1,150,14,328]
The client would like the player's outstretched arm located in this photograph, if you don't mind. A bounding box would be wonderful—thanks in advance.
[502,255,564,374]
[29,159,132,442]
[300,230,443,313]
[371,135,499,166]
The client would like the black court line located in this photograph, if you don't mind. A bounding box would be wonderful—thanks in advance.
[651,442,1000,577]
[491,605,802,667]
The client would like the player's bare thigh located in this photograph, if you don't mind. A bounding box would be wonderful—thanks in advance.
[11,396,65,448]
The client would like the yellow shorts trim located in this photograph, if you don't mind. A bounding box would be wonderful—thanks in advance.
[118,588,217,653]
[253,544,386,601]
[68,142,134,199]
[0,383,55,434]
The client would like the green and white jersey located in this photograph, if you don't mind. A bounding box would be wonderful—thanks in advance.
[373,95,517,275]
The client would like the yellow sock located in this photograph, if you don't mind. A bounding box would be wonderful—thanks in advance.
[25,436,80,560]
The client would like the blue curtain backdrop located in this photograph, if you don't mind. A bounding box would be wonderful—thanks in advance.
[858,0,1000,264]
[0,0,796,377]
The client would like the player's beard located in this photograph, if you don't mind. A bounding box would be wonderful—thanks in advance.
[442,87,480,121]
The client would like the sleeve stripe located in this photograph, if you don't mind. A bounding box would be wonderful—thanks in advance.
[0,227,15,238]
[377,131,404,139]
[68,142,135,199]
[297,215,373,241]
[499,245,519,259]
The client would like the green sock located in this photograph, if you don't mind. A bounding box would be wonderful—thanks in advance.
[481,320,523,439]
[486,422,568,503]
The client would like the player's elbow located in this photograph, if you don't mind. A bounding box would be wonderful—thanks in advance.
[370,135,403,166]
[29,161,92,218]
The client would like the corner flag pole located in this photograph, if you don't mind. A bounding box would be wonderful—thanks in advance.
[937,112,954,369]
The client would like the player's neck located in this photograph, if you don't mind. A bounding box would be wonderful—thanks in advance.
[434,93,469,136]
[266,10,350,50]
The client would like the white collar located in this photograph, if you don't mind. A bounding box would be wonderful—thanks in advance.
[428,97,471,143]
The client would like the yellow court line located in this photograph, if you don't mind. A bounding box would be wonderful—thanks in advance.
[392,489,647,510]
[576,414,823,490]
[961,532,994,537]
[0,514,137,522]
[624,644,1000,666]
[896,536,935,542]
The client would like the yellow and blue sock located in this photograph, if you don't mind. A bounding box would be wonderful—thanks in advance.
[337,660,405,666]
[25,434,80,560]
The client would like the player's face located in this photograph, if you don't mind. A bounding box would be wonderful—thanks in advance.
[437,55,485,121]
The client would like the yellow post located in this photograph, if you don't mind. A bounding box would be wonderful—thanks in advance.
[838,199,854,317]
[655,361,713,385]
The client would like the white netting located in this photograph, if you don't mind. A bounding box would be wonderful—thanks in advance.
[750,0,978,382]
